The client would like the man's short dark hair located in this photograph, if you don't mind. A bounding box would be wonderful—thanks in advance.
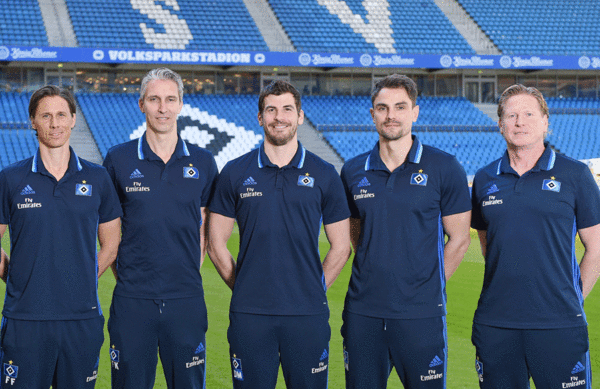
[258,80,302,114]
[29,85,76,118]
[371,74,418,107]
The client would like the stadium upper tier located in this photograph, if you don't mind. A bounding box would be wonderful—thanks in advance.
[3,0,600,56]
[65,0,268,51]
[458,0,600,55]
[268,0,474,54]
[0,0,47,46]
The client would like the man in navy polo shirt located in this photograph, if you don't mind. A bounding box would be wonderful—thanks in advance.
[103,68,218,388]
[0,85,122,388]
[208,80,351,389]
[340,74,471,388]
[471,84,600,388]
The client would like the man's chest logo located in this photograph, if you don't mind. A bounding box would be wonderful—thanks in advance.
[240,176,263,199]
[76,181,92,197]
[542,177,561,192]
[410,170,428,186]
[184,165,199,179]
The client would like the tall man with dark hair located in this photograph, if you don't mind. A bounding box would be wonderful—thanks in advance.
[0,85,122,388]
[470,84,600,388]
[340,74,471,388]
[208,80,352,388]
[103,68,218,388]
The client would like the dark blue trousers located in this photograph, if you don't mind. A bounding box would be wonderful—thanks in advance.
[0,316,104,388]
[108,295,208,389]
[341,312,447,389]
[472,323,591,389]
[228,312,330,389]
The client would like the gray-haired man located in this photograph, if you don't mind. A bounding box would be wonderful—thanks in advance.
[103,68,218,388]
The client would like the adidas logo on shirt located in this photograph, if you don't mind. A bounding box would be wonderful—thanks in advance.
[130,169,144,179]
[243,176,257,186]
[20,185,35,195]
[194,342,205,354]
[357,177,370,187]
[486,183,499,195]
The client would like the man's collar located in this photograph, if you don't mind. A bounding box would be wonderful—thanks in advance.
[497,143,555,175]
[137,132,190,161]
[32,146,81,174]
[258,141,306,169]
[365,135,423,171]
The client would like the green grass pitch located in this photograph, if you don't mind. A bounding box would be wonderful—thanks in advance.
[1,229,598,388]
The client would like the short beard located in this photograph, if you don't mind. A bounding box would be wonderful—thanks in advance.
[264,126,297,146]
[378,127,407,141]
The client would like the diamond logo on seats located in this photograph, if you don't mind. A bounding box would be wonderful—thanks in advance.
[360,54,372,67]
[500,56,512,68]
[578,56,591,69]
[299,53,312,66]
[131,104,263,171]
[440,55,452,68]
[0,46,9,60]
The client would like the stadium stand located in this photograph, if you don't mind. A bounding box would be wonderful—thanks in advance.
[303,95,495,126]
[320,128,504,177]
[458,0,600,55]
[268,0,475,54]
[75,93,143,157]
[75,93,263,168]
[546,97,600,160]
[0,91,37,169]
[302,95,499,176]
[65,0,268,51]
[0,129,38,168]
[549,114,600,160]
[2,90,599,176]
[0,92,30,130]
[0,0,48,46]
[311,96,600,175]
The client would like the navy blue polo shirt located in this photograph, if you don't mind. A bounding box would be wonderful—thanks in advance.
[471,145,600,329]
[103,133,218,299]
[340,136,471,319]
[209,142,350,315]
[0,147,122,320]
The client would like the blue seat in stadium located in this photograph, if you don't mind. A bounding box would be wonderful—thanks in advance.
[65,0,268,51]
[268,0,474,54]
[0,1,48,46]
[458,0,600,55]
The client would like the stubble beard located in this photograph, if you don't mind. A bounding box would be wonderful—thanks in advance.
[378,124,408,142]
[264,125,297,146]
